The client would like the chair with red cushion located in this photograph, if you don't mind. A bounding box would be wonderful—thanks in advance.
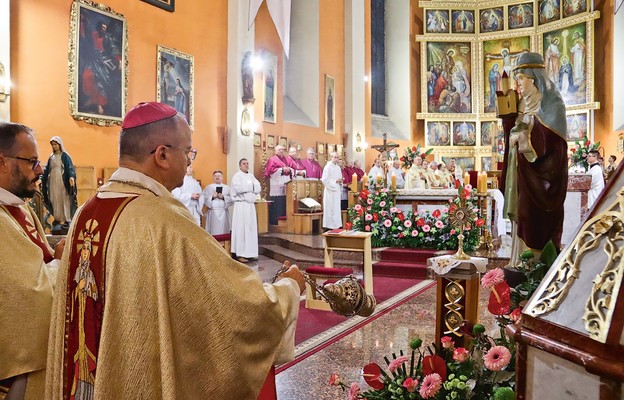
[212,233,231,254]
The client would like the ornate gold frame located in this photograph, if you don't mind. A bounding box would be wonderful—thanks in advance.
[156,45,194,129]
[68,0,128,126]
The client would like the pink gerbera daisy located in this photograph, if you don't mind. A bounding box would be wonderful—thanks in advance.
[390,207,398,213]
[435,220,444,229]
[419,373,443,399]
[365,214,373,221]
[379,201,387,207]
[422,224,431,232]
[483,345,512,371]
[383,219,392,227]
[411,230,418,237]
[367,198,374,205]
[388,355,409,373]
[404,220,412,228]
[481,268,505,289]
[354,204,362,211]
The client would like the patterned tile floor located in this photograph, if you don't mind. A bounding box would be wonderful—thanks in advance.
[249,234,508,400]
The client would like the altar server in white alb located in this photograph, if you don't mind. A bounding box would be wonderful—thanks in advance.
[172,164,204,225]
[587,149,605,209]
[203,170,232,235]
[230,158,261,262]
[321,152,343,230]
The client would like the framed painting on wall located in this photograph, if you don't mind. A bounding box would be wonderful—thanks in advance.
[141,0,174,12]
[267,135,275,149]
[317,142,325,155]
[426,42,472,114]
[253,133,261,147]
[451,10,475,34]
[69,0,127,126]
[278,136,288,148]
[426,121,451,146]
[542,22,587,106]
[483,36,531,113]
[481,156,493,172]
[425,10,451,34]
[327,144,335,155]
[452,121,477,146]
[325,74,335,134]
[565,111,589,141]
[479,7,504,33]
[336,144,344,156]
[562,0,587,17]
[157,45,194,128]
[263,51,277,123]
[480,121,497,146]
[508,3,534,29]
[441,156,476,171]
[538,0,561,25]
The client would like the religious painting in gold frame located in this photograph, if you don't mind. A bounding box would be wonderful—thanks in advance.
[482,35,531,114]
[538,0,561,25]
[481,156,493,172]
[263,51,277,123]
[452,121,477,146]
[508,3,535,30]
[253,133,262,147]
[425,10,451,34]
[426,121,451,147]
[68,0,128,126]
[336,144,344,156]
[441,156,476,171]
[266,135,275,149]
[451,10,475,34]
[278,136,288,149]
[480,121,497,147]
[157,45,194,128]
[565,110,589,142]
[327,143,335,155]
[317,141,325,155]
[141,0,174,12]
[425,41,473,114]
[325,74,335,134]
[562,0,587,18]
[479,7,504,33]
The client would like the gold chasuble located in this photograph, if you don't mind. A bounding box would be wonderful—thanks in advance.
[0,204,56,400]
[46,179,299,400]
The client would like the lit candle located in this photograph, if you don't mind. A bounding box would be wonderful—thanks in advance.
[352,173,357,191]
[481,172,488,193]
[477,172,484,193]
[362,175,368,187]
[463,172,470,187]
[391,173,397,191]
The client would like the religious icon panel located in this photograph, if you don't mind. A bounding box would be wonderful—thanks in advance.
[425,10,451,34]
[508,3,535,29]
[157,45,193,128]
[538,0,561,25]
[542,22,587,106]
[441,156,475,172]
[263,51,277,123]
[426,121,451,146]
[451,10,475,34]
[479,7,504,33]
[565,111,588,141]
[483,36,531,113]
[562,0,587,17]
[426,42,472,114]
[452,121,476,146]
[481,156,493,172]
[480,121,497,146]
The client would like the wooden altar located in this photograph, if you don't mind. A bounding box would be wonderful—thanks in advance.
[282,179,324,235]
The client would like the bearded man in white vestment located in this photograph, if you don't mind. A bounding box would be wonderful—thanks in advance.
[321,152,343,230]
[231,158,261,262]
[203,170,231,235]
[172,164,204,225]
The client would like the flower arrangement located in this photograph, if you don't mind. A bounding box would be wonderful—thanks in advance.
[400,144,433,170]
[347,182,482,251]
[569,135,600,172]
[328,243,557,400]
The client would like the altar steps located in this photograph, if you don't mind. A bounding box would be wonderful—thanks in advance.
[259,235,361,270]
[372,248,453,279]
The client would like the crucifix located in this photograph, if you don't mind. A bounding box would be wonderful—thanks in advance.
[370,132,400,184]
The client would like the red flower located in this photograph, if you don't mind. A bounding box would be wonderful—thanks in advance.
[400,156,406,161]
[585,140,590,147]
[488,281,511,315]
[571,148,576,153]
[398,233,404,238]
[412,146,417,151]
[345,222,353,230]
[475,218,485,227]
[362,363,385,390]
[510,307,523,323]
[397,213,405,221]
[422,355,447,381]
[373,213,379,222]
[416,218,425,227]
[432,209,441,218]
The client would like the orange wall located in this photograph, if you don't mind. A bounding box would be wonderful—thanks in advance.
[10,0,228,185]
[253,0,346,156]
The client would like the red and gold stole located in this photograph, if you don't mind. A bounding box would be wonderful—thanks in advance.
[61,196,137,400]
[2,204,54,263]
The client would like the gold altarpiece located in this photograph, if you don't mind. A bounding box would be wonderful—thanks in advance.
[416,0,599,170]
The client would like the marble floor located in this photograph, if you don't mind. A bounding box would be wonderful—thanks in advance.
[249,234,506,400]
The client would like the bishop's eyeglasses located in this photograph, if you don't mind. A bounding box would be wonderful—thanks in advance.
[150,144,197,161]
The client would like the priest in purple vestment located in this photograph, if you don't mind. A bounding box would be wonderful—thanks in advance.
[287,147,306,177]
[264,145,293,225]
[301,147,322,179]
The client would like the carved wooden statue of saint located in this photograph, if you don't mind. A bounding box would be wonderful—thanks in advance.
[498,52,568,265]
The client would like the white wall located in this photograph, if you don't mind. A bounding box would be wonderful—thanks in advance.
[0,0,10,121]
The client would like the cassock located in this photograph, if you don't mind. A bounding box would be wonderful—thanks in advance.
[588,163,605,209]
[321,162,343,229]
[45,168,299,400]
[203,183,232,235]
[0,187,58,400]
[264,155,292,224]
[301,159,322,179]
[172,174,204,225]
[230,170,261,259]
[386,167,405,189]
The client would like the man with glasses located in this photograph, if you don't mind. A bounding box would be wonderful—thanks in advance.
[45,102,305,400]
[587,149,605,209]
[0,122,65,400]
